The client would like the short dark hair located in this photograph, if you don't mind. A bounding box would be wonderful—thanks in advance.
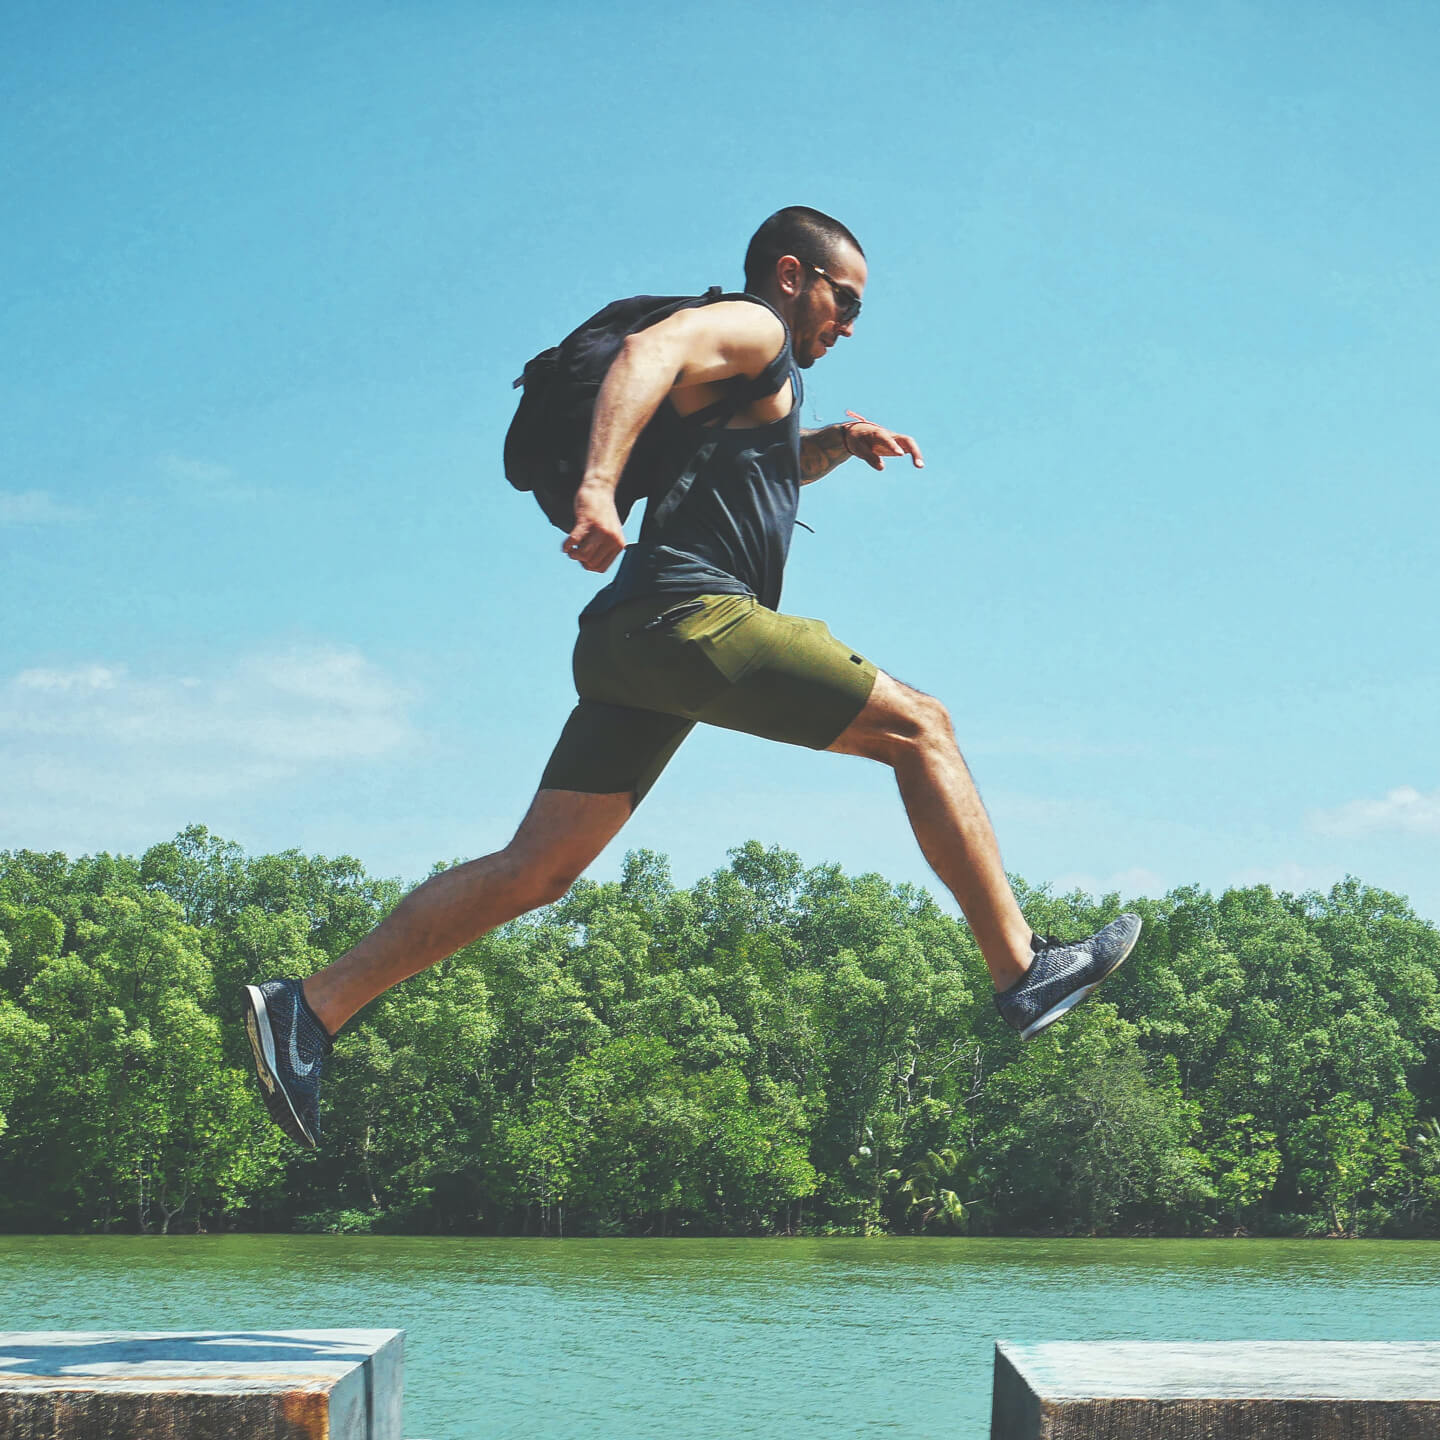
[743,206,864,294]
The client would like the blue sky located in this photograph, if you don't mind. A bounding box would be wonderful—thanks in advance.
[4,0,1438,920]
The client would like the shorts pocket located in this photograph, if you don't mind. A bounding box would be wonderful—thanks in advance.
[695,599,786,685]
[614,604,738,717]
[673,596,773,708]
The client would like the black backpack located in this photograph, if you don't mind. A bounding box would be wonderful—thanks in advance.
[504,288,787,531]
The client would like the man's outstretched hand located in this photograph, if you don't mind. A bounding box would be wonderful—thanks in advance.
[564,481,627,572]
[845,418,925,472]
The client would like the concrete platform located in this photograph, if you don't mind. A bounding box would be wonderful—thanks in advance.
[993,1341,1440,1439]
[0,1329,403,1440]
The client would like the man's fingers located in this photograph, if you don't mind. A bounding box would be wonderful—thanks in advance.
[564,517,624,570]
[586,538,622,573]
[895,432,925,468]
[858,426,913,471]
[567,529,624,573]
[853,423,926,472]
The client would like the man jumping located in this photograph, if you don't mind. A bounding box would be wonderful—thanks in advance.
[243,206,1140,1149]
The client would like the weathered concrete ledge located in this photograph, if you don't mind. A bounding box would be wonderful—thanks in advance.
[0,1329,403,1440]
[992,1340,1440,1439]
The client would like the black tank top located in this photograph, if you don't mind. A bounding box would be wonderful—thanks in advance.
[580,306,802,620]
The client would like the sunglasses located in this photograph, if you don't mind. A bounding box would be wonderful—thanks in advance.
[804,261,862,325]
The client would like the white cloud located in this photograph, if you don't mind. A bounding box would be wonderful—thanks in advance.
[0,490,89,525]
[159,453,265,504]
[15,665,121,693]
[1310,786,1440,838]
[1049,866,1167,899]
[0,646,417,827]
[1228,861,1341,893]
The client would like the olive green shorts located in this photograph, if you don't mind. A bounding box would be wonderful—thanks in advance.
[540,593,878,802]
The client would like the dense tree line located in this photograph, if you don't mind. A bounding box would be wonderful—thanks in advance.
[2,827,1438,1238]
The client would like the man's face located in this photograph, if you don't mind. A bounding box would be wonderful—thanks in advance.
[791,244,867,370]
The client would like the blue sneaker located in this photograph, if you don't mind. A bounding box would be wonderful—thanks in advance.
[994,914,1142,1040]
[242,978,332,1148]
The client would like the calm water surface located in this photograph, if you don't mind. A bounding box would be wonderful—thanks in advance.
[3,1236,1439,1439]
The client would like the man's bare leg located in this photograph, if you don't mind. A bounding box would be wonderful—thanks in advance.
[828,671,1033,991]
[303,789,634,1035]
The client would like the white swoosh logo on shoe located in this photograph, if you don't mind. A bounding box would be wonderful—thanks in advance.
[288,1011,316,1078]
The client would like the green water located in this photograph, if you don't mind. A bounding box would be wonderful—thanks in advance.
[3,1237,1439,1439]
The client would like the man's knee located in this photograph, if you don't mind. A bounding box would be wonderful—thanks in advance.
[904,686,953,739]
[496,845,582,910]
[526,869,581,909]
[888,689,955,764]
[493,787,634,912]
[834,674,955,764]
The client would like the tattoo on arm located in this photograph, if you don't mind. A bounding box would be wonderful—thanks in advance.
[799,424,853,484]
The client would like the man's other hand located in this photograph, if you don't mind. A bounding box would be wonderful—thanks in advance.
[564,482,627,572]
[846,421,925,472]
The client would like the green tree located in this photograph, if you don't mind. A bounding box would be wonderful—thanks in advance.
[980,1007,1212,1233]
[6,890,281,1231]
[885,1146,972,1231]
[1208,1112,1282,1229]
[1292,1093,1411,1235]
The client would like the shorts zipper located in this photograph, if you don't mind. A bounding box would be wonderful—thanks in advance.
[626,598,706,639]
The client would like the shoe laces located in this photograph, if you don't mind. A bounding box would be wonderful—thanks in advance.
[1030,931,1071,955]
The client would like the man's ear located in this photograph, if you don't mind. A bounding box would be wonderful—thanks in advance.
[775,254,806,298]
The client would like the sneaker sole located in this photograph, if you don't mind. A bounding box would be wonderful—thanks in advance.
[1018,924,1141,1041]
[243,984,318,1149]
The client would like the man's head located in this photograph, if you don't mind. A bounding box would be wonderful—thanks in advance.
[743,206,867,369]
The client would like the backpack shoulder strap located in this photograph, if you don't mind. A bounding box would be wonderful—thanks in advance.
[621,286,725,340]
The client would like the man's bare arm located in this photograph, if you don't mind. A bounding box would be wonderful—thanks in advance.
[799,418,926,486]
[799,425,853,484]
[564,302,787,573]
